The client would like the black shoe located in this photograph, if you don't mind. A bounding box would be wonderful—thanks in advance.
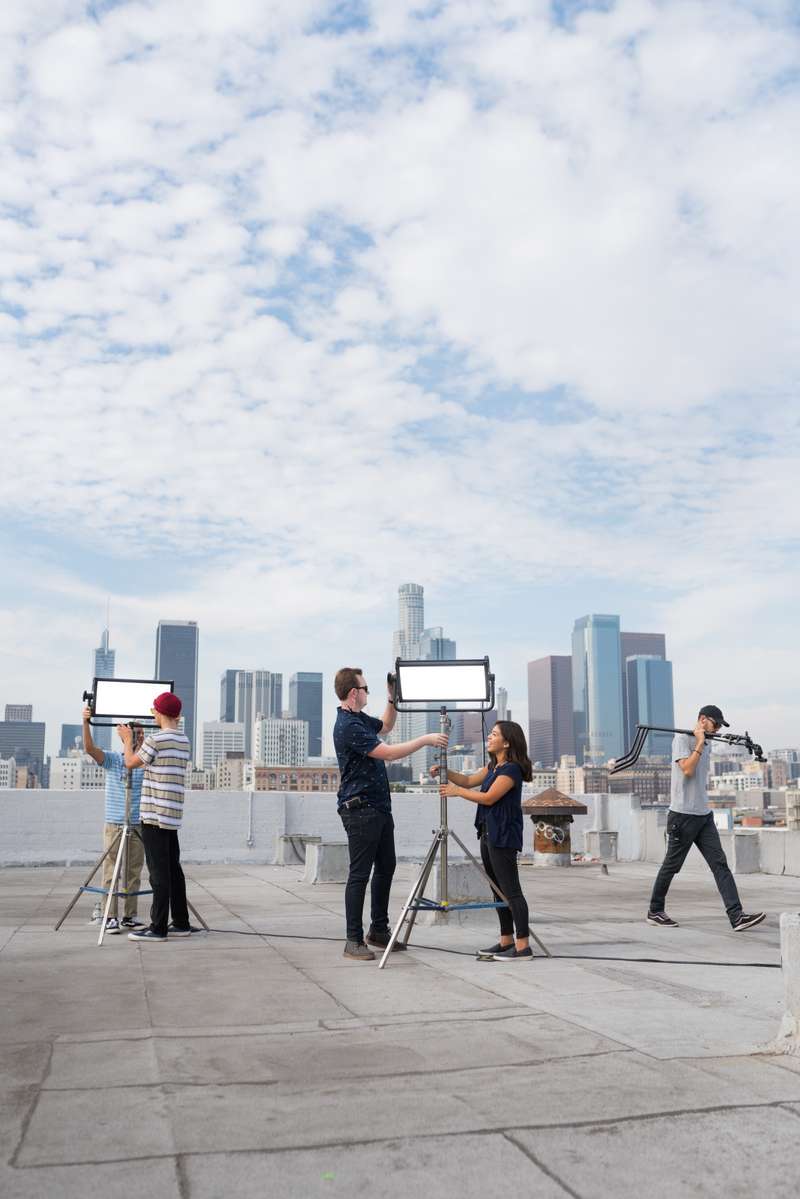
[105,917,121,934]
[479,941,513,956]
[365,929,407,951]
[128,928,167,942]
[120,917,142,929]
[167,924,192,938]
[647,911,679,927]
[732,912,766,932]
[492,945,533,961]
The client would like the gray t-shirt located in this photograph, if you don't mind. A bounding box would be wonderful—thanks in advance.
[670,733,710,815]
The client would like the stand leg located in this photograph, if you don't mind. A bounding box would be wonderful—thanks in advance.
[98,827,128,946]
[378,831,443,969]
[449,828,551,958]
[54,833,121,931]
[399,831,444,947]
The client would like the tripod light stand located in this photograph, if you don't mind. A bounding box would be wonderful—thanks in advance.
[55,678,208,944]
[378,658,550,968]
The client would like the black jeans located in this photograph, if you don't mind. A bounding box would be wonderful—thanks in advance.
[480,833,530,939]
[339,806,396,943]
[649,811,742,925]
[140,823,190,937]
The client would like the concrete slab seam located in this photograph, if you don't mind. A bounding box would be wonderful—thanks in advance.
[8,1040,53,1169]
[13,1100,800,1174]
[214,901,360,1022]
[502,1131,583,1199]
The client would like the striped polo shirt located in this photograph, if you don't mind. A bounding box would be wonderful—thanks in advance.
[138,729,191,830]
[101,751,143,824]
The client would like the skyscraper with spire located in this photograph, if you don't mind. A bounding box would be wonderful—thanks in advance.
[92,620,116,751]
[390,583,456,778]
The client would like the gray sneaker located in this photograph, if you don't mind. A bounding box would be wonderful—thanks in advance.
[343,940,376,961]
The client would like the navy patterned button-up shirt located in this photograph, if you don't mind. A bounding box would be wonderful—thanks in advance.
[333,708,391,813]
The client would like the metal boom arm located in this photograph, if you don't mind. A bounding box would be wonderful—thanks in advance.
[610,724,766,774]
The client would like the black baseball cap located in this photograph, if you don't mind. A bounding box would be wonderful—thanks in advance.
[699,704,729,728]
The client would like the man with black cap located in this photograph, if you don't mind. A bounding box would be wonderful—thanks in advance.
[647,705,765,932]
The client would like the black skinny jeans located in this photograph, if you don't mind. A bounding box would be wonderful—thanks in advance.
[479,832,530,940]
[339,806,396,943]
[649,810,742,925]
[140,823,190,936]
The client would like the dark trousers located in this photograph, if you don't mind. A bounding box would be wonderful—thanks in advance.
[339,807,396,942]
[649,810,742,925]
[140,823,189,937]
[480,833,530,939]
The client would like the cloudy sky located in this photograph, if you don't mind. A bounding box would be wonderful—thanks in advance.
[1,0,798,758]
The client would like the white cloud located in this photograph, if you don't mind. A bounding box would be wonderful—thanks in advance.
[1,1,799,751]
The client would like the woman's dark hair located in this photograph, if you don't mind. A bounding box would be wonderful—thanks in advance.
[489,721,532,781]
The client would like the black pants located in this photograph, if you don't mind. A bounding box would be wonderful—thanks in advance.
[140,823,190,937]
[480,833,530,939]
[649,810,742,925]
[339,807,396,942]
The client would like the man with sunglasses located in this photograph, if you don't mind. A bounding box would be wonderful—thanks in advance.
[647,704,765,932]
[333,667,449,960]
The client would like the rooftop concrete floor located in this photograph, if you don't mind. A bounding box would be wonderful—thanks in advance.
[1,858,800,1199]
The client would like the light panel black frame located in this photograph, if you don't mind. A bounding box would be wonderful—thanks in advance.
[83,677,175,728]
[392,657,495,713]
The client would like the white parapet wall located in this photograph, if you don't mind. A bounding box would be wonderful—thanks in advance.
[3,790,800,874]
[0,789,482,866]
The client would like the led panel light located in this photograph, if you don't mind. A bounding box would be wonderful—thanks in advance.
[394,658,492,707]
[90,678,175,723]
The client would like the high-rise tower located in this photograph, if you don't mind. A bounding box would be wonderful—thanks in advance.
[155,621,199,761]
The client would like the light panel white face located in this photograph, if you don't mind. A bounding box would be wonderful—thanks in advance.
[396,662,489,703]
[93,680,174,720]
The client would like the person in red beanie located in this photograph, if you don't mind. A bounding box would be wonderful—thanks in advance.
[119,692,192,942]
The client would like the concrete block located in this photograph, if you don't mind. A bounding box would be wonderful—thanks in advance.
[731,830,760,874]
[302,841,349,884]
[784,831,800,878]
[584,830,618,860]
[759,829,786,876]
[432,858,492,902]
[274,834,320,866]
[773,913,800,1053]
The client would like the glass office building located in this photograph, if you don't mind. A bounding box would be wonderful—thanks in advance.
[572,614,625,764]
[625,656,675,760]
[155,621,199,760]
[289,672,323,757]
[528,655,574,768]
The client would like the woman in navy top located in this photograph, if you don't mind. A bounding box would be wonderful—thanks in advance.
[436,721,533,961]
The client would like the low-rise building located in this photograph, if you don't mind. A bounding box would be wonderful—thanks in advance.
[49,754,105,791]
[215,754,246,791]
[245,764,341,793]
[253,717,309,767]
[202,722,245,770]
[0,757,17,789]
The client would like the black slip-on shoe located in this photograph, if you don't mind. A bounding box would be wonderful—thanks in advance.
[492,945,534,961]
[127,928,167,942]
[479,941,513,956]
